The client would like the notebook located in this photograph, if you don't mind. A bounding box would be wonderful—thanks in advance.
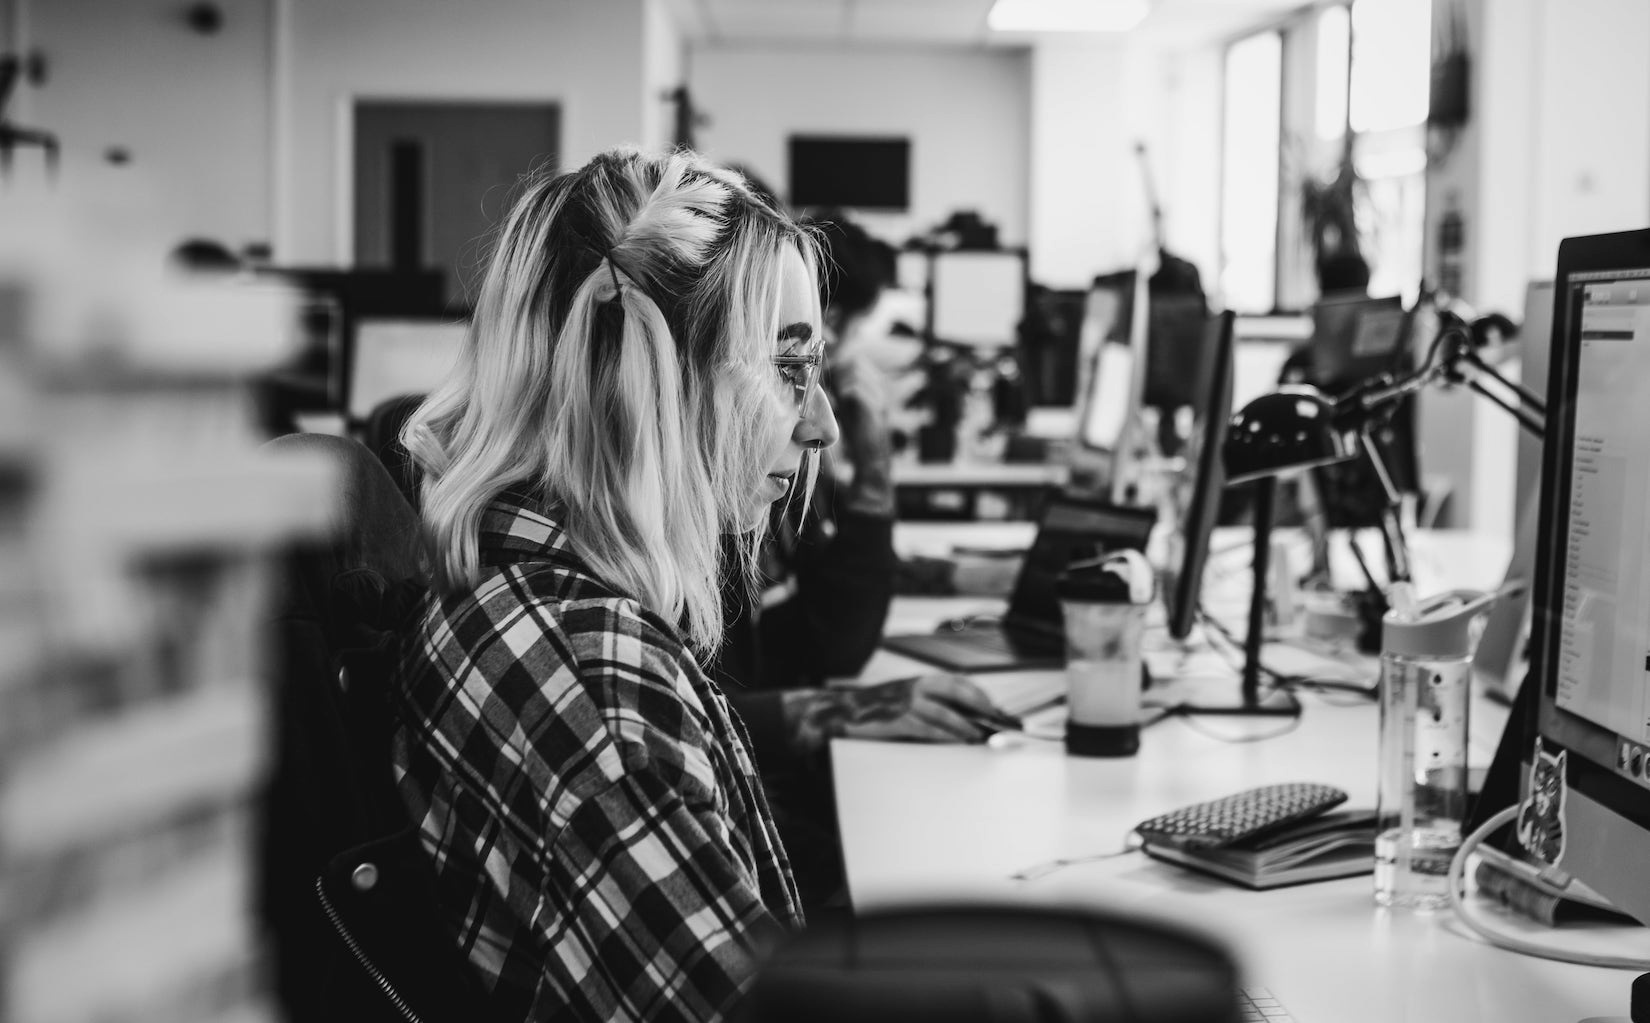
[1142,808,1377,890]
[881,495,1155,673]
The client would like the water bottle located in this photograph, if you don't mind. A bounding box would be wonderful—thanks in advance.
[1057,550,1155,758]
[1373,587,1497,909]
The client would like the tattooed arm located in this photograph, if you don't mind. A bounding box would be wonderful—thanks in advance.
[778,673,1002,754]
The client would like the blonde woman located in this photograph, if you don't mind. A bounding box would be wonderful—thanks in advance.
[391,148,839,1021]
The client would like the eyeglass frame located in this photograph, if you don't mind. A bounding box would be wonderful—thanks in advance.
[772,337,827,413]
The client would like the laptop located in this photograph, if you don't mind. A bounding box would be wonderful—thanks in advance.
[881,494,1156,673]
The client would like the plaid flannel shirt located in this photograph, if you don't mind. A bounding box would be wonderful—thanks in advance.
[390,493,803,1022]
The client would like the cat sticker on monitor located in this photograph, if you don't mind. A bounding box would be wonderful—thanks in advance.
[1517,738,1567,866]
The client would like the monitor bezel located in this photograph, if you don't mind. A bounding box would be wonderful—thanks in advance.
[1163,311,1236,641]
[1525,229,1650,902]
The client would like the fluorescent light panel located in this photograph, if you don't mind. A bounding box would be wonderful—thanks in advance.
[987,0,1150,33]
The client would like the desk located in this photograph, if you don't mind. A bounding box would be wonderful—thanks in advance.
[834,525,1633,1023]
[891,460,1068,520]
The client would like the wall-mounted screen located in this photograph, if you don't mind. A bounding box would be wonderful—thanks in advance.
[788,136,910,211]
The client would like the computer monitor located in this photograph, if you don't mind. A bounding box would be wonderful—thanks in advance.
[927,249,1028,350]
[1304,293,1420,531]
[1308,293,1408,391]
[1018,286,1089,408]
[1523,229,1650,925]
[1070,270,1147,503]
[1161,311,1236,641]
[348,317,466,422]
[1142,293,1212,419]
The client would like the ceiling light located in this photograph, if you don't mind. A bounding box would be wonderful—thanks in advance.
[987,0,1151,33]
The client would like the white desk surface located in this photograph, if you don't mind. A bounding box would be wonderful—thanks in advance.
[835,524,1637,1023]
[890,460,1069,488]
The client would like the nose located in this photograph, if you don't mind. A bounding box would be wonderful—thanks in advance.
[793,378,840,451]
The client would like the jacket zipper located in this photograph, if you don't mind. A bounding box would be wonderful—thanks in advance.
[314,875,427,1023]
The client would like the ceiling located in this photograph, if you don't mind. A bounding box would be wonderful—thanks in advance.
[668,0,1308,49]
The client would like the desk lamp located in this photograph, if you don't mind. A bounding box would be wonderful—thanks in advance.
[1206,308,1546,717]
[1196,386,1358,716]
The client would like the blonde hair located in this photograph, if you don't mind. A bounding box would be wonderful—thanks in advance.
[402,148,819,653]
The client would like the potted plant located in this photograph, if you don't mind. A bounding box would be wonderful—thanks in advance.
[1298,136,1370,295]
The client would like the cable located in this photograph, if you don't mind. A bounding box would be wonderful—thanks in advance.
[1168,709,1301,743]
[1448,805,1650,970]
[1009,831,1143,882]
[1194,607,1306,686]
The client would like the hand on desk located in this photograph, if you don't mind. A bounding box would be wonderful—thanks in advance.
[782,673,1002,752]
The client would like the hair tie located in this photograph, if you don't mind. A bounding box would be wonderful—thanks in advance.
[606,255,623,298]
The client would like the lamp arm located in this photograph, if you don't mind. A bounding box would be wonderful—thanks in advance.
[1349,364,1440,418]
[1453,346,1547,430]
[1343,340,1546,440]
[1356,425,1413,584]
[1462,374,1546,437]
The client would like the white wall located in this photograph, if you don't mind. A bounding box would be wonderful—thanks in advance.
[275,0,652,264]
[1028,37,1220,292]
[1420,0,1650,538]
[1151,46,1223,301]
[1527,0,1650,272]
[1028,38,1137,286]
[641,0,685,152]
[687,45,1031,248]
[24,0,274,254]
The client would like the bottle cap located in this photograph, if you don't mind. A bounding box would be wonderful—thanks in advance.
[1381,588,1497,659]
[1056,549,1154,605]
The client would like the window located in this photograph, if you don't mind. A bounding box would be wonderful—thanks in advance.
[1315,5,1350,143]
[1220,0,1431,311]
[1349,0,1432,134]
[1350,0,1431,302]
[1219,31,1283,314]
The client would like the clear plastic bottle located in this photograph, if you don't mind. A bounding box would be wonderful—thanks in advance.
[1373,588,1495,909]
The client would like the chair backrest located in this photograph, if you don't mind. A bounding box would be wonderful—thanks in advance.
[743,903,1240,1023]
[257,434,492,1023]
[360,393,428,512]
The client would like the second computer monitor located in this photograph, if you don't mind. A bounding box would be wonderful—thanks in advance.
[1308,292,1408,391]
[1162,310,1236,641]
[1305,293,1420,529]
[927,249,1028,350]
[1071,270,1146,504]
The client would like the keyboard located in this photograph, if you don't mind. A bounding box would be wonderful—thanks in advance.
[1240,986,1297,1022]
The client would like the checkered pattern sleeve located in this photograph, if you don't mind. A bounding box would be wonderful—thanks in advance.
[547,762,791,1021]
[394,548,801,1022]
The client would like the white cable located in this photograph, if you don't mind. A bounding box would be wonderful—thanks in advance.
[1448,804,1650,970]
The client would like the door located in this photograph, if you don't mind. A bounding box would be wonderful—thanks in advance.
[353,101,559,306]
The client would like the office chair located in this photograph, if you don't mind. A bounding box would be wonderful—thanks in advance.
[360,393,427,512]
[741,903,1241,1023]
[257,434,493,1023]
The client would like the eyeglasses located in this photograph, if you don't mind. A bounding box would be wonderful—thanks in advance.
[772,338,826,412]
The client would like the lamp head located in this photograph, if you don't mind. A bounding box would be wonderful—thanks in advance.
[1222,385,1357,484]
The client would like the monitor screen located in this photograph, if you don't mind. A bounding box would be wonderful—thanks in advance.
[349,317,466,419]
[1308,293,1408,393]
[1306,293,1420,529]
[928,250,1027,349]
[1526,231,1650,925]
[1143,294,1211,414]
[788,136,910,211]
[1161,311,1235,641]
[1019,287,1089,407]
[1074,271,1141,452]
